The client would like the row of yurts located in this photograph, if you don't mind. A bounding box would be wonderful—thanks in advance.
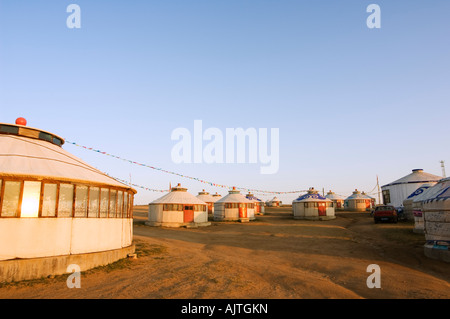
[147,184,379,227]
[0,119,448,264]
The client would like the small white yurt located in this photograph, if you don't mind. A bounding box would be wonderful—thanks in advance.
[381,169,442,207]
[421,177,450,262]
[212,192,222,200]
[246,192,265,215]
[292,188,335,220]
[214,187,255,222]
[196,189,216,218]
[345,189,371,212]
[147,184,210,228]
[403,183,436,221]
[411,185,437,234]
[325,191,345,211]
[361,192,375,210]
[267,196,281,207]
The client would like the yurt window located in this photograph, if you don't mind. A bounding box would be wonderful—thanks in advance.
[88,187,100,218]
[100,188,109,218]
[117,191,123,218]
[58,184,74,217]
[123,192,128,218]
[109,190,117,217]
[74,186,89,218]
[21,181,41,218]
[1,181,21,217]
[41,183,57,217]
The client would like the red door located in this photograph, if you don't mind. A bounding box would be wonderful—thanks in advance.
[184,205,194,223]
[318,203,326,216]
[208,203,213,214]
[337,201,341,209]
[255,204,260,214]
[239,204,247,218]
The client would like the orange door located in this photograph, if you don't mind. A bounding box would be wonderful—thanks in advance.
[365,200,370,209]
[184,205,194,223]
[239,204,247,218]
[255,204,260,214]
[318,203,326,216]
[208,203,213,214]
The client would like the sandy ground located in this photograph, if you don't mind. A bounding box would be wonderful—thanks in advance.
[0,206,449,299]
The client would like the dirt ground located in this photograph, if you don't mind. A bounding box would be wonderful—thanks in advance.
[0,206,449,299]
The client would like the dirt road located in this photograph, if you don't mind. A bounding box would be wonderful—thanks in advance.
[0,206,448,299]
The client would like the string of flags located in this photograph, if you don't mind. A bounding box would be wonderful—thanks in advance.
[66,140,307,195]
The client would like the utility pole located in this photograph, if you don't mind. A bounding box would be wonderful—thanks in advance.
[376,175,381,205]
[440,160,446,178]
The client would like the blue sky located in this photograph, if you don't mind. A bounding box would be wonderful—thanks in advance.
[1,0,449,204]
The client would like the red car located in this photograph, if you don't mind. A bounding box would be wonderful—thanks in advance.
[373,205,398,223]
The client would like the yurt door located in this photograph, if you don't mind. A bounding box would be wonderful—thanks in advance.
[239,204,247,218]
[337,201,341,209]
[255,204,260,214]
[318,203,326,216]
[208,203,213,214]
[365,200,370,209]
[184,205,194,223]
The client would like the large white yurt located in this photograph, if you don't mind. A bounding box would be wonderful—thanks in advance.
[196,189,216,218]
[214,187,255,222]
[381,169,442,208]
[402,183,436,221]
[420,177,450,262]
[147,184,210,228]
[325,191,345,211]
[345,189,371,212]
[267,196,281,207]
[245,192,265,215]
[411,185,437,234]
[0,119,137,281]
[292,188,335,220]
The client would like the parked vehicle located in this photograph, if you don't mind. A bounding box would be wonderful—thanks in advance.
[373,205,398,223]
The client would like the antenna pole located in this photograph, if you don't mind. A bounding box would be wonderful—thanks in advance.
[377,175,381,205]
[440,160,446,178]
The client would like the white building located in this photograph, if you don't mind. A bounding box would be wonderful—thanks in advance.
[246,192,265,215]
[147,184,210,227]
[402,183,436,221]
[325,191,345,210]
[196,189,216,218]
[0,119,136,265]
[267,196,281,207]
[421,177,450,262]
[292,188,335,220]
[381,169,442,208]
[214,187,255,222]
[345,189,371,212]
[411,185,436,234]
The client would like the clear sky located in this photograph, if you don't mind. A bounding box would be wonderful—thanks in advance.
[1,0,449,204]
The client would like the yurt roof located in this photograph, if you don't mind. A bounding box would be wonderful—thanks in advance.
[381,169,442,188]
[325,191,344,200]
[211,192,222,198]
[420,177,450,203]
[216,187,252,204]
[405,183,436,201]
[345,190,367,200]
[0,122,135,192]
[270,196,280,202]
[293,188,331,203]
[151,184,207,205]
[360,192,374,199]
[246,193,263,202]
[196,190,216,203]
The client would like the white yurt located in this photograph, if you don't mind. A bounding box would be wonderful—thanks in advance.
[420,177,450,262]
[0,118,137,281]
[214,187,255,222]
[381,169,442,208]
[196,189,216,218]
[361,192,375,210]
[147,184,210,228]
[402,183,436,221]
[245,192,265,215]
[292,188,335,220]
[267,196,281,207]
[411,185,437,234]
[325,191,345,210]
[345,189,371,212]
